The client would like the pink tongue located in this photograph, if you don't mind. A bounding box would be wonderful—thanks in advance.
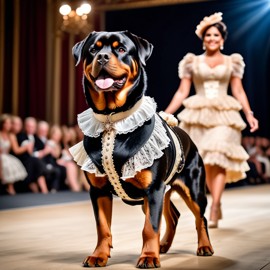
[96,78,114,89]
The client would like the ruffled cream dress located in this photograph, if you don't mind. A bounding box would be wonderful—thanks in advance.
[177,53,249,183]
[0,136,28,184]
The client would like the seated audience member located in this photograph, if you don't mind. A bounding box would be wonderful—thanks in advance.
[11,115,24,135]
[35,121,66,192]
[254,137,270,182]
[243,136,270,184]
[0,114,28,195]
[14,117,48,193]
[48,125,81,192]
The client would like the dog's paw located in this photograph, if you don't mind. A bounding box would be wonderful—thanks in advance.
[197,246,214,256]
[160,242,170,254]
[82,255,108,267]
[136,256,161,268]
[158,111,178,127]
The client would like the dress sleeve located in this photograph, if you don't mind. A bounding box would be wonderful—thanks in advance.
[178,53,195,79]
[231,53,245,79]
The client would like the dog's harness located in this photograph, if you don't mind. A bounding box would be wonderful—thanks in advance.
[163,125,185,185]
[69,96,184,202]
[100,121,184,201]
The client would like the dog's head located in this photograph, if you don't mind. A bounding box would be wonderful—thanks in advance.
[72,31,153,114]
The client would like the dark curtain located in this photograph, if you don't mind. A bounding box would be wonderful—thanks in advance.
[105,0,270,138]
[74,36,88,119]
[18,0,47,120]
[3,1,14,113]
[60,32,70,124]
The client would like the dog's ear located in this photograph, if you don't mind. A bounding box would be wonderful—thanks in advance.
[72,31,96,66]
[124,31,153,66]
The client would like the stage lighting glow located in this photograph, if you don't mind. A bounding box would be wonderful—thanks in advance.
[227,0,270,39]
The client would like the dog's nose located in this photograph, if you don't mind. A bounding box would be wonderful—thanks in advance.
[97,53,110,66]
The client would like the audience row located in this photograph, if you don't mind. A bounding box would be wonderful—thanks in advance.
[1,113,269,195]
[0,114,89,195]
[242,136,270,185]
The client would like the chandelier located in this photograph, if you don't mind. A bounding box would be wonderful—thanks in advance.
[59,2,93,35]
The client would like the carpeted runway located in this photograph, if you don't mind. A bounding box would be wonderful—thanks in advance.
[0,185,270,270]
[0,191,90,210]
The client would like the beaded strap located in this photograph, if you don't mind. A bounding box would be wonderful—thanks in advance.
[101,123,142,201]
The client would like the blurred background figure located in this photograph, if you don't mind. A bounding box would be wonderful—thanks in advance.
[48,125,81,192]
[35,121,66,193]
[0,114,28,195]
[14,117,48,193]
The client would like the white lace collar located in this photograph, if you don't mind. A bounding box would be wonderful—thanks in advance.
[77,96,157,137]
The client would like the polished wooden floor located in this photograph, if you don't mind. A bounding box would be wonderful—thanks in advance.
[1,185,270,270]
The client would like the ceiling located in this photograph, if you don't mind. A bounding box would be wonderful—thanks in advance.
[91,0,211,11]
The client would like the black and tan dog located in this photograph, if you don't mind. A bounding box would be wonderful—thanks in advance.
[70,30,214,268]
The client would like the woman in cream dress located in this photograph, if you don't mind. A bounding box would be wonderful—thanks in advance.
[165,12,259,228]
[0,114,28,194]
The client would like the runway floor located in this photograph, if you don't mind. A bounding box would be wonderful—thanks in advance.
[0,184,270,270]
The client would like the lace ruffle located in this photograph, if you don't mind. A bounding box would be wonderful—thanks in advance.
[77,96,157,138]
[70,114,170,179]
[121,114,170,179]
[69,141,106,177]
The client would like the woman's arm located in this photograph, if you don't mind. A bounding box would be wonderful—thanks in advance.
[230,76,259,133]
[165,77,192,114]
[9,133,31,154]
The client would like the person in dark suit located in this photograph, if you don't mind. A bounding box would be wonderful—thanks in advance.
[35,121,66,192]
[15,117,48,193]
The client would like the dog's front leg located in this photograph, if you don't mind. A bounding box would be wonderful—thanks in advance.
[83,175,113,267]
[137,181,165,268]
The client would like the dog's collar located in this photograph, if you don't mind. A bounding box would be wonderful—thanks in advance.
[93,97,143,124]
[77,96,157,138]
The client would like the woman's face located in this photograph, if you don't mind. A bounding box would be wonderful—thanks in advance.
[2,118,12,132]
[203,26,224,52]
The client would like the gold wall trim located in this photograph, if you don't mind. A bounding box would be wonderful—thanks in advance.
[52,32,62,124]
[68,34,75,125]
[46,0,54,123]
[93,0,212,11]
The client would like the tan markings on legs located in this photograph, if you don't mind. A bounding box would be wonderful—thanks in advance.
[137,198,161,268]
[125,170,153,189]
[86,173,109,189]
[83,196,113,267]
[171,180,214,256]
[160,189,180,253]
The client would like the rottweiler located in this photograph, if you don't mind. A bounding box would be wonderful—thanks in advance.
[70,30,214,268]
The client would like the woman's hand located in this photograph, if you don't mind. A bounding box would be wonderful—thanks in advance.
[246,113,259,133]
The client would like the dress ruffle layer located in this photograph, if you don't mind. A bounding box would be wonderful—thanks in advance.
[178,107,246,130]
[202,152,249,183]
[182,95,242,110]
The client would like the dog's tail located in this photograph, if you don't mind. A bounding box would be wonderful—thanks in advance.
[159,111,178,127]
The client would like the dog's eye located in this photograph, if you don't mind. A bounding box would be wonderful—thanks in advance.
[90,48,96,54]
[118,48,126,53]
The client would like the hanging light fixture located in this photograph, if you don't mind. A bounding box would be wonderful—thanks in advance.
[59,2,92,35]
